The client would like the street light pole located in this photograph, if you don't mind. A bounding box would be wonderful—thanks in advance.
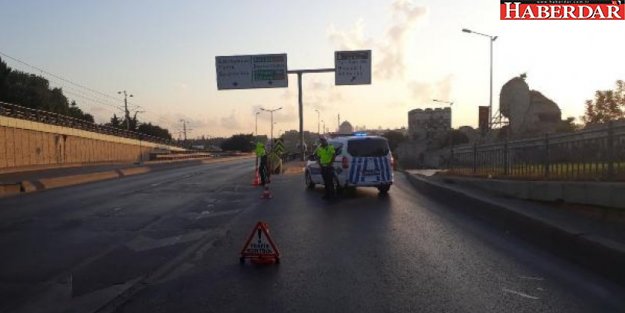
[117,90,134,130]
[315,109,320,135]
[255,111,260,137]
[321,120,325,135]
[260,107,282,144]
[462,28,497,129]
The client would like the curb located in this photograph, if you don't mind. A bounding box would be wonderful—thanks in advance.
[402,171,625,287]
[0,156,253,198]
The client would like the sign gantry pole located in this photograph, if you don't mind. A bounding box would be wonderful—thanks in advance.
[288,68,335,161]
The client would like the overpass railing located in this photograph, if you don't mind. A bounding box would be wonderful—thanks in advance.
[448,122,625,181]
[0,101,181,147]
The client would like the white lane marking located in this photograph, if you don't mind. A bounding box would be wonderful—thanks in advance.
[113,207,123,212]
[125,231,207,252]
[519,276,544,281]
[194,209,240,220]
[537,287,544,291]
[502,288,540,300]
[195,210,211,220]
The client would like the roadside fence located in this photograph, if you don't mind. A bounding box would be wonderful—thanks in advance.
[449,122,625,181]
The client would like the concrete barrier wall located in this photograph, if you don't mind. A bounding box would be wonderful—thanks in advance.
[0,116,183,171]
[439,176,625,209]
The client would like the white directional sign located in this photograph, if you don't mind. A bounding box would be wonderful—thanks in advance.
[216,53,288,90]
[335,50,371,85]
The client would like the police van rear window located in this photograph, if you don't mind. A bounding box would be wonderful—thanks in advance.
[347,138,389,157]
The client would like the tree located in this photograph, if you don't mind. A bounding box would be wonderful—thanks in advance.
[556,117,581,133]
[582,80,625,125]
[221,134,255,152]
[137,123,172,140]
[0,57,94,122]
[381,130,407,152]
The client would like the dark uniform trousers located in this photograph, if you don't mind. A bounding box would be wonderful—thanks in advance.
[321,165,335,198]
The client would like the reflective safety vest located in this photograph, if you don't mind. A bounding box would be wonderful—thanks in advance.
[255,143,266,157]
[315,145,335,166]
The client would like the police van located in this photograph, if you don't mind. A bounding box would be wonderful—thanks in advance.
[304,133,394,194]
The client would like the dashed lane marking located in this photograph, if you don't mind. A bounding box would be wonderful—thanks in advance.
[502,288,540,300]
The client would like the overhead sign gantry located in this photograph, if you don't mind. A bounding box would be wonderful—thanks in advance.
[215,50,372,160]
[216,54,288,90]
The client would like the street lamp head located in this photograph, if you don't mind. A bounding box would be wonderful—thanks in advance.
[129,94,134,98]
[462,28,472,33]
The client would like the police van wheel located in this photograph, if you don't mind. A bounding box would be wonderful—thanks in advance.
[378,185,390,195]
[305,172,315,190]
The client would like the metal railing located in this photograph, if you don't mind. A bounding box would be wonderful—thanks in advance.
[0,101,181,147]
[448,122,625,181]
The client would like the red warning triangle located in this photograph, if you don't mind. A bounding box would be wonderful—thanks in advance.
[240,222,280,261]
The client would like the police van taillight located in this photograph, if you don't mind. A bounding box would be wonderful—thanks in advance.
[342,156,349,169]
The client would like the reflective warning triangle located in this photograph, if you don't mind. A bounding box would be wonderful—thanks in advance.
[240,222,280,259]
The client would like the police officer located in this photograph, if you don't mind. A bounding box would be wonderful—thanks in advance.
[315,137,336,200]
[256,142,269,186]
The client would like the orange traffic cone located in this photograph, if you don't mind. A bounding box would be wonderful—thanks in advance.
[260,186,272,199]
[252,167,260,186]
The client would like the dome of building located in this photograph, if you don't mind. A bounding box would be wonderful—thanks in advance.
[338,121,354,134]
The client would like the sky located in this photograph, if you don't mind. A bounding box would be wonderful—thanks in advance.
[1,0,624,138]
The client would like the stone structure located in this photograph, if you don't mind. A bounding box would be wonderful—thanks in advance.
[407,107,451,141]
[338,121,354,134]
[500,75,561,136]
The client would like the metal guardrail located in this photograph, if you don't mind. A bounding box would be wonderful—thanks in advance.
[448,122,625,181]
[0,101,181,147]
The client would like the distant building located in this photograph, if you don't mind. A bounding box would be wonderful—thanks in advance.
[338,121,354,134]
[408,107,451,141]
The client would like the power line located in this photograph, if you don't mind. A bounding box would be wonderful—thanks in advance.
[0,50,160,125]
[62,90,123,112]
[0,50,155,118]
[0,50,122,103]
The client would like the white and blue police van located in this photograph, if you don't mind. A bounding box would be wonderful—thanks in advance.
[304,133,394,194]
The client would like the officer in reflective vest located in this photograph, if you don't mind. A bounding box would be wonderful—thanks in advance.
[256,142,269,186]
[315,137,336,200]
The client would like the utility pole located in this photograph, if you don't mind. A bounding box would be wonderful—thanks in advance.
[179,119,190,141]
[117,90,133,130]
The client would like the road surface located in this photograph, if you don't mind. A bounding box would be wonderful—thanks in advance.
[0,158,623,313]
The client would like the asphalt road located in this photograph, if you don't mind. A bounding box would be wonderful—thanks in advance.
[1,159,624,312]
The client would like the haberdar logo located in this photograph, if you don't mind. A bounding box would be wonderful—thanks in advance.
[500,0,625,20]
